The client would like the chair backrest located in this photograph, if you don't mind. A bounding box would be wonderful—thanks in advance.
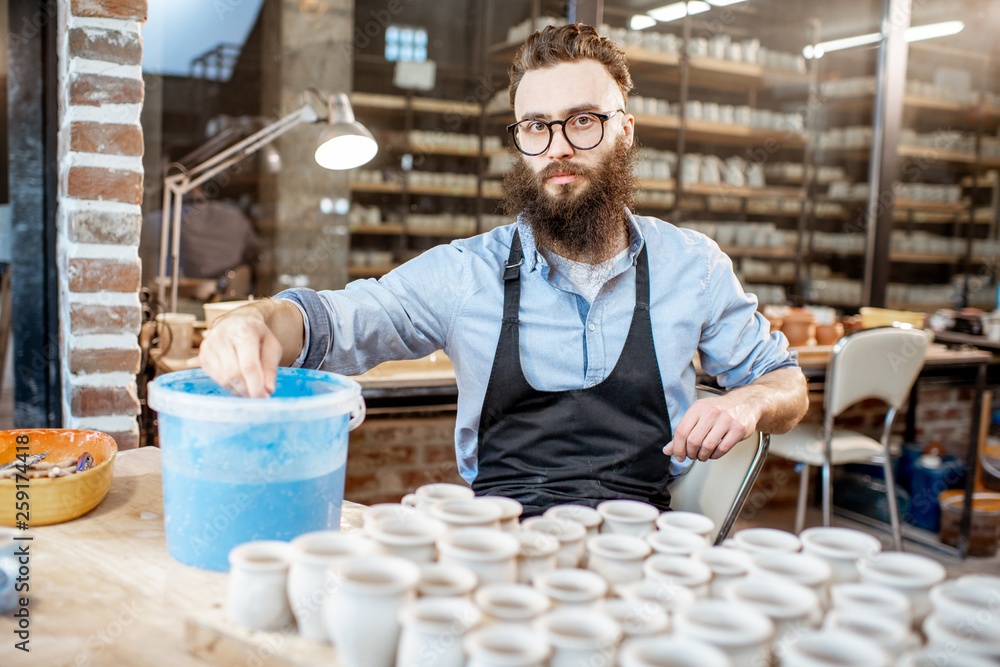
[825,325,933,417]
[669,386,770,545]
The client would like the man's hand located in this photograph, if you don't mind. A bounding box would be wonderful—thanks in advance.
[663,394,758,463]
[197,300,305,398]
[664,368,809,463]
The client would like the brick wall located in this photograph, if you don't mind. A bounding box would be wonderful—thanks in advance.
[56,0,147,450]
[343,411,467,505]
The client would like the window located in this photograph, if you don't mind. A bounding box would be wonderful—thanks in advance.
[385,25,427,62]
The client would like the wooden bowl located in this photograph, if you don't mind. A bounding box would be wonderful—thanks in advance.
[0,430,117,526]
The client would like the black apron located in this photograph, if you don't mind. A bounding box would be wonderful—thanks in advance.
[473,230,673,517]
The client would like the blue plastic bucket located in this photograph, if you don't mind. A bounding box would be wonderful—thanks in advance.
[147,367,365,571]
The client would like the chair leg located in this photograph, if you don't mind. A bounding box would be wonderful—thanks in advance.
[880,408,903,551]
[795,463,810,534]
[821,456,833,527]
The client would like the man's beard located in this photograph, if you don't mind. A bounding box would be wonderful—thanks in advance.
[502,135,637,262]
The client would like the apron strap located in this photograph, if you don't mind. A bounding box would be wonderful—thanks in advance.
[502,231,523,324]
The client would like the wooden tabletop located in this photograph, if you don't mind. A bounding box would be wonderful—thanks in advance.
[0,448,364,666]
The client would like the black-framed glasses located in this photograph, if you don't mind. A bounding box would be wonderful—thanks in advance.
[507,109,624,156]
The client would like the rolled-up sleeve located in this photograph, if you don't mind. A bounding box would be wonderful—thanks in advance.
[274,242,468,375]
[697,246,798,389]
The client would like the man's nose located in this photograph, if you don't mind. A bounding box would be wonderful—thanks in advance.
[546,125,575,160]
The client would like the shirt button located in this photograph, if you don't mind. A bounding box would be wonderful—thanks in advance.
[588,323,596,331]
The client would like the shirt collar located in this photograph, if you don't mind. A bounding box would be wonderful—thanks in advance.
[515,208,645,273]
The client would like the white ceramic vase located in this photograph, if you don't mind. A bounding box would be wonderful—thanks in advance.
[520,517,587,567]
[478,496,524,531]
[474,583,551,627]
[428,498,503,532]
[603,597,670,653]
[858,552,945,627]
[227,540,295,632]
[619,636,732,667]
[436,527,519,585]
[464,624,550,667]
[829,582,913,629]
[396,596,482,667]
[364,513,447,564]
[534,607,622,667]
[675,599,774,666]
[323,555,421,667]
[287,530,377,642]
[731,527,801,556]
[822,609,912,657]
[747,550,832,609]
[643,554,713,598]
[694,546,751,599]
[780,629,888,667]
[515,530,559,585]
[799,527,882,584]
[615,578,697,620]
[722,577,820,662]
[645,527,710,558]
[596,499,660,537]
[586,533,652,585]
[416,561,478,599]
[533,567,608,609]
[400,483,474,514]
[543,504,603,536]
[655,511,716,539]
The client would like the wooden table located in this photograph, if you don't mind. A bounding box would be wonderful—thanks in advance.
[0,448,364,666]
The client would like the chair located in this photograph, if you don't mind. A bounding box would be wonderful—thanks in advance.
[669,385,770,545]
[768,325,933,550]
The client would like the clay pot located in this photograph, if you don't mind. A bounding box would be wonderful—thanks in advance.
[781,309,816,347]
[815,322,845,346]
[767,317,783,333]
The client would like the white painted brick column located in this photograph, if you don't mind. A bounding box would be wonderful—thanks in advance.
[56,0,147,450]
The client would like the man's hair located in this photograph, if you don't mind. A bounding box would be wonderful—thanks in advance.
[508,23,633,110]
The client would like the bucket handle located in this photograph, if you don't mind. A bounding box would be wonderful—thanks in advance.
[348,395,367,431]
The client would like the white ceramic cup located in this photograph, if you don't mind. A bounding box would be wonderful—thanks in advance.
[646,527,710,558]
[396,597,482,667]
[416,561,478,599]
[428,498,503,532]
[474,583,551,627]
[676,599,774,666]
[822,609,911,657]
[781,629,889,667]
[586,533,652,585]
[731,527,801,556]
[929,579,1000,636]
[364,513,447,564]
[596,500,660,537]
[747,551,832,608]
[464,624,550,667]
[723,578,820,662]
[799,526,883,583]
[323,555,421,667]
[156,313,196,360]
[615,578,697,620]
[515,530,559,585]
[643,554,713,599]
[619,636,732,667]
[227,540,295,632]
[603,597,670,651]
[364,503,417,527]
[478,496,523,532]
[533,567,608,609]
[655,511,715,539]
[829,582,913,629]
[287,531,377,641]
[401,483,475,513]
[543,504,603,536]
[897,649,997,667]
[923,614,1000,662]
[694,546,752,599]
[858,552,946,626]
[520,517,587,568]
[436,527,519,586]
[535,607,622,667]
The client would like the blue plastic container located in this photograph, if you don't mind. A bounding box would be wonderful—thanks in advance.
[907,454,967,533]
[148,368,365,571]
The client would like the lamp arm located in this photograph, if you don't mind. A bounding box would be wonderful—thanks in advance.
[156,103,320,313]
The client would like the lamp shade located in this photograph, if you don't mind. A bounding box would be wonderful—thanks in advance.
[314,93,378,170]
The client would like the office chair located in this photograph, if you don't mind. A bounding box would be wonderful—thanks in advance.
[669,385,770,545]
[768,325,932,550]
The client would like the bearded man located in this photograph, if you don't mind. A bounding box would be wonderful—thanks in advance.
[200,23,808,516]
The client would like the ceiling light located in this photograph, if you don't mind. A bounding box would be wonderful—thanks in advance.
[804,20,965,59]
[647,1,711,24]
[630,15,657,30]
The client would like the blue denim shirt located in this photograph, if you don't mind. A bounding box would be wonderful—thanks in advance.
[276,212,797,484]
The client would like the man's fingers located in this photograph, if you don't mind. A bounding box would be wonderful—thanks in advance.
[260,334,283,396]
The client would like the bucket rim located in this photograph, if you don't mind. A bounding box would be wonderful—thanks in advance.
[147,367,362,418]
